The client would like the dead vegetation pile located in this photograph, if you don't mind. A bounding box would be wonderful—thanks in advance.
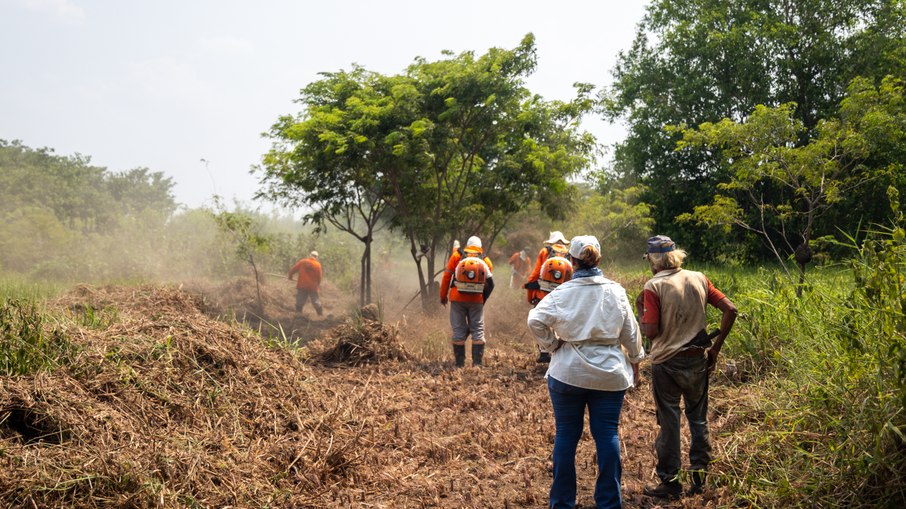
[0,284,740,508]
[311,305,410,366]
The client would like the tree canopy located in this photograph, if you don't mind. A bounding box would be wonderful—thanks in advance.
[603,0,905,259]
[259,34,595,309]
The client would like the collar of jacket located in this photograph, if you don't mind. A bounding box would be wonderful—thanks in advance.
[572,267,603,279]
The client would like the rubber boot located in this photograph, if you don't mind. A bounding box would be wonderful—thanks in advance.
[453,344,466,368]
[472,343,485,367]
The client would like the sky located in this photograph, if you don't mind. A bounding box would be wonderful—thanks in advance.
[1,0,649,210]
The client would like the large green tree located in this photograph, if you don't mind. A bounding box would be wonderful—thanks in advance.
[603,0,904,258]
[260,35,595,310]
[385,34,594,309]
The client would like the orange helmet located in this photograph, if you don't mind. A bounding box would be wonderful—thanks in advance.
[539,256,572,292]
[454,256,489,293]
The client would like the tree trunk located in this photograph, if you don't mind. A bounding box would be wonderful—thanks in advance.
[249,255,263,312]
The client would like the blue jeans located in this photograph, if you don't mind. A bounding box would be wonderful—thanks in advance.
[547,377,626,509]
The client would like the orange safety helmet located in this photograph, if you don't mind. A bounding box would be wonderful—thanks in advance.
[454,256,490,293]
[539,256,573,292]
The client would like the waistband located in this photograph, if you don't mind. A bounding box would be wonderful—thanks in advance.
[671,347,706,358]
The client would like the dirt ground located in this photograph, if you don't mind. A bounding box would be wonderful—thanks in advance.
[0,279,745,508]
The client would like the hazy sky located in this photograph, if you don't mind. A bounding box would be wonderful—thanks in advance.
[1,0,649,209]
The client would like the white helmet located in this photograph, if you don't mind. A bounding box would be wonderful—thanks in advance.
[466,236,482,250]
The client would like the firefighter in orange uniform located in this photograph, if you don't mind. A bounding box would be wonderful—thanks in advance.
[439,236,495,367]
[524,231,572,362]
[508,248,532,289]
[288,250,323,317]
[525,231,570,305]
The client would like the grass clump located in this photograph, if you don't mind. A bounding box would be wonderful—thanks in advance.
[0,299,75,376]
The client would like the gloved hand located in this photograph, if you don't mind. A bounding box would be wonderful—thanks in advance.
[440,297,448,307]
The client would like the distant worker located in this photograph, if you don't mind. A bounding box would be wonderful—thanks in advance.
[288,250,323,317]
[637,235,737,499]
[439,236,495,368]
[508,247,532,289]
[524,231,571,362]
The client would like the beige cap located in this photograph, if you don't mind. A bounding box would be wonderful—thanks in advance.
[545,231,568,245]
[310,251,319,258]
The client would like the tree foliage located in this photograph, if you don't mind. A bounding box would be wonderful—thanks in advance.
[260,35,595,310]
[0,140,177,275]
[604,0,905,258]
[676,76,906,291]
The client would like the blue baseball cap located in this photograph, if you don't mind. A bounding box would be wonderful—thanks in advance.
[646,235,676,253]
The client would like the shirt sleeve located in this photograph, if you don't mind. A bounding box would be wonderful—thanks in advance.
[618,289,645,363]
[439,253,459,298]
[705,277,726,306]
[526,248,547,283]
[640,288,660,326]
[527,295,560,352]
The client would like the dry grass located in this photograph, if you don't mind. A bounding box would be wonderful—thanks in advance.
[0,284,746,508]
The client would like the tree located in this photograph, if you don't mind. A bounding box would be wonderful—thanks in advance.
[211,202,273,311]
[382,34,594,309]
[261,35,595,311]
[564,181,654,260]
[603,0,904,258]
[675,76,906,295]
[259,67,392,307]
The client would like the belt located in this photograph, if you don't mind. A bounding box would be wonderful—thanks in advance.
[672,347,707,358]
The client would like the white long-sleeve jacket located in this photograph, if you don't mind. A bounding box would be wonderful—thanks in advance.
[527,275,645,391]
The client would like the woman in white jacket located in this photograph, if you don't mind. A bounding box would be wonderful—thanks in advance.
[527,235,645,509]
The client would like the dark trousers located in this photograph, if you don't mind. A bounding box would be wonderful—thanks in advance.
[295,288,322,316]
[651,356,712,484]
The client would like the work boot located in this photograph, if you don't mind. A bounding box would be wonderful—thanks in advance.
[536,351,551,363]
[472,343,484,367]
[643,481,682,499]
[687,471,706,495]
[453,345,466,368]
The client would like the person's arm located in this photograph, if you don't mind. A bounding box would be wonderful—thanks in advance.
[527,296,560,352]
[619,290,645,386]
[524,249,547,302]
[706,297,738,372]
[439,253,458,305]
[482,276,495,303]
[639,288,661,339]
[288,260,300,280]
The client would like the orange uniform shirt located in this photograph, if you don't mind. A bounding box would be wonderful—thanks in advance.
[289,257,322,291]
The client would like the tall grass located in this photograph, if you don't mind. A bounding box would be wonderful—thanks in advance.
[0,299,75,376]
[716,222,906,507]
[0,274,66,301]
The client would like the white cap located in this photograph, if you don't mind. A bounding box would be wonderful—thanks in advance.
[568,235,600,259]
[310,250,319,258]
[466,236,482,249]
